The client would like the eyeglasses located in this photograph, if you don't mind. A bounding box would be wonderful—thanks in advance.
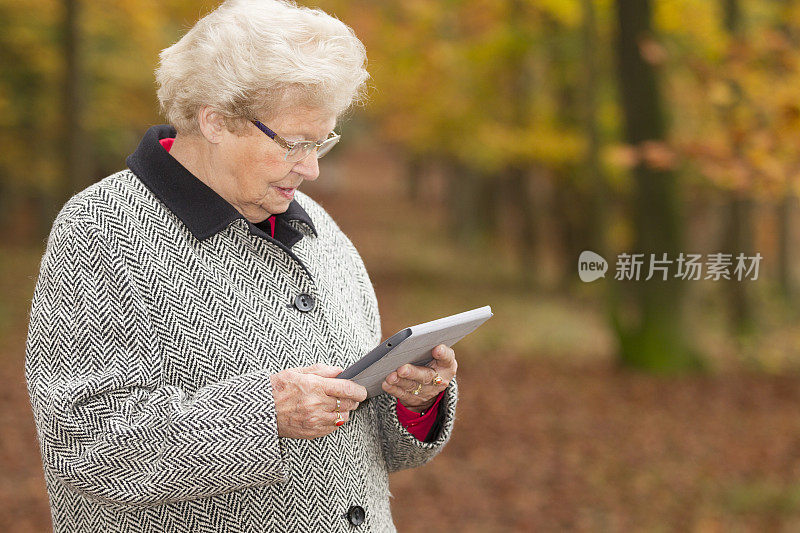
[251,119,340,163]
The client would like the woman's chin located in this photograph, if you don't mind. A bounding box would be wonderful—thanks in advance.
[260,200,289,216]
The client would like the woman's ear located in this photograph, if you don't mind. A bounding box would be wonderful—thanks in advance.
[197,106,228,144]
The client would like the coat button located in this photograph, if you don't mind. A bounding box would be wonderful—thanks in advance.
[293,293,315,312]
[346,505,365,526]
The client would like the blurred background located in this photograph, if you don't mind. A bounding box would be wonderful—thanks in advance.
[4,0,800,530]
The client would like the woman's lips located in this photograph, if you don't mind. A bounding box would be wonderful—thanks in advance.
[274,186,295,199]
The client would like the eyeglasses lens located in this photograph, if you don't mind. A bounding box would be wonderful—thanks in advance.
[285,136,339,162]
[316,136,339,159]
[286,143,314,162]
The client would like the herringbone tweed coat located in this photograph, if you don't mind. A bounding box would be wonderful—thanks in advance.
[25,128,458,532]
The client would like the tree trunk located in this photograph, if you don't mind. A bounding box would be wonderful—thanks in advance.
[775,0,796,306]
[446,159,482,247]
[499,0,538,279]
[478,172,500,241]
[720,0,756,336]
[59,0,88,220]
[405,155,423,202]
[777,193,795,302]
[612,0,701,371]
[723,193,755,334]
[581,0,606,256]
[507,164,537,287]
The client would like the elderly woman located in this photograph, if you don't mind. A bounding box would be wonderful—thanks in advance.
[24,1,458,531]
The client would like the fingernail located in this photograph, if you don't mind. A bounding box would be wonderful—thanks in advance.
[390,375,398,383]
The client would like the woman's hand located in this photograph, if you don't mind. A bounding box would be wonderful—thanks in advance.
[381,344,457,413]
[270,363,367,439]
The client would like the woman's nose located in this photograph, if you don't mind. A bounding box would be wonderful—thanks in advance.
[293,151,320,181]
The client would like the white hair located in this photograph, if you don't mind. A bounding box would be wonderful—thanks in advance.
[155,0,369,134]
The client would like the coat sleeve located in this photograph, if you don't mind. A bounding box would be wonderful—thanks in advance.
[372,376,458,473]
[346,238,459,473]
[24,211,287,507]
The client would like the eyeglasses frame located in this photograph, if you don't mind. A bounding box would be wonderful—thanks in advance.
[251,119,340,162]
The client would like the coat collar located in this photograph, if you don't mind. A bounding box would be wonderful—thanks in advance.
[126,124,317,247]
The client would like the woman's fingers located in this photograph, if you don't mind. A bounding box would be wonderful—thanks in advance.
[320,376,368,402]
[327,396,360,412]
[327,409,350,426]
[381,380,431,407]
[387,373,441,394]
[276,347,458,437]
[295,363,344,378]
[431,344,457,372]
[394,363,439,385]
[384,375,444,405]
[271,369,364,438]
[299,408,351,431]
[387,345,456,388]
[380,346,459,411]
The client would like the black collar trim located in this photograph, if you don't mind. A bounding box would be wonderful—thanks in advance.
[125,124,317,246]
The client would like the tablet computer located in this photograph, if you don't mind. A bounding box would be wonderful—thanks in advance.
[337,305,493,398]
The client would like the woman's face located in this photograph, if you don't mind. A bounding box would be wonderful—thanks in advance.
[217,107,337,223]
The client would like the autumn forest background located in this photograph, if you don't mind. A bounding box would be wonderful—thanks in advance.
[4,0,800,530]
